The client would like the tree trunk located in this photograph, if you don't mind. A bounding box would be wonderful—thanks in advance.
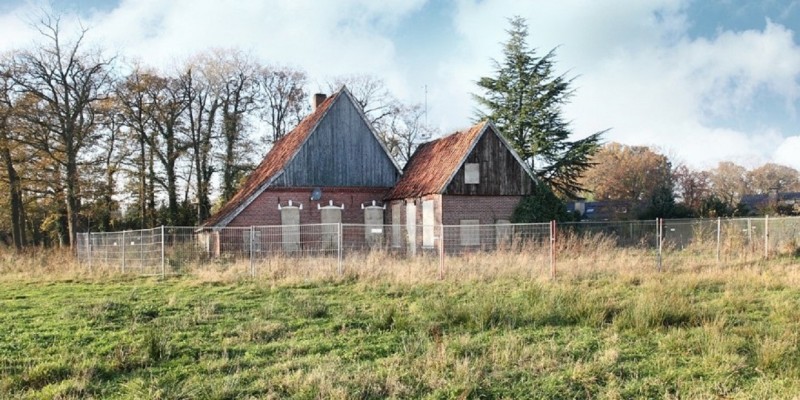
[65,153,80,249]
[148,143,157,226]
[0,143,25,250]
[223,136,236,202]
[138,132,147,228]
[167,159,178,225]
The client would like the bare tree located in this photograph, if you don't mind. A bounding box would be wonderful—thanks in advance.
[326,73,398,128]
[142,73,189,225]
[10,15,114,248]
[179,56,219,223]
[117,67,159,227]
[207,50,260,203]
[91,98,130,231]
[383,103,436,166]
[259,65,307,143]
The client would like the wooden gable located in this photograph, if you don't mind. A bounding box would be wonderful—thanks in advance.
[272,91,400,188]
[203,87,401,228]
[443,124,534,196]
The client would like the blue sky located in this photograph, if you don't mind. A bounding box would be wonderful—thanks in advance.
[1,0,799,170]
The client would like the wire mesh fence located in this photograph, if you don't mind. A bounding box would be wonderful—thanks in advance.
[75,216,800,279]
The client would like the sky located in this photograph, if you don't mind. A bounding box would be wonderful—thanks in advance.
[0,0,799,171]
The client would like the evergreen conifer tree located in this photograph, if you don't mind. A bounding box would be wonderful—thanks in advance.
[474,16,604,198]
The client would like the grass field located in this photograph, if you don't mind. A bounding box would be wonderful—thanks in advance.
[1,250,800,399]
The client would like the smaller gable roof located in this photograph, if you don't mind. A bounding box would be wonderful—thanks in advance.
[386,120,534,199]
[202,91,339,227]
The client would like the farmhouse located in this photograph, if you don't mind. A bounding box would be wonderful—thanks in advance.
[202,86,401,253]
[385,121,537,251]
[202,90,539,255]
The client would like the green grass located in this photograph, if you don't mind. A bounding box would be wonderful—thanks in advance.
[2,266,800,399]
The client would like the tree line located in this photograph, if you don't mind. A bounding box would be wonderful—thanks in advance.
[580,142,800,219]
[0,15,433,250]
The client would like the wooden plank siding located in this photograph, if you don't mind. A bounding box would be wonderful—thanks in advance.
[444,126,534,196]
[273,95,399,188]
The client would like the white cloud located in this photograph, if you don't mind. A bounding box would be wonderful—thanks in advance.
[1,0,799,172]
[435,0,800,170]
[775,136,800,170]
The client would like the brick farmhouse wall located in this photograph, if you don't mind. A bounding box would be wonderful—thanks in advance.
[214,190,521,255]
[211,187,392,255]
[228,187,391,227]
[387,195,522,251]
[441,195,522,225]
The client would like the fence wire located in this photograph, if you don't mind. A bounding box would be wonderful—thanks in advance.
[76,216,800,278]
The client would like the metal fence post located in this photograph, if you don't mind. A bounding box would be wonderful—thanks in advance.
[337,223,343,276]
[747,218,753,259]
[249,226,255,278]
[656,218,663,272]
[549,220,557,280]
[160,225,165,278]
[122,230,126,274]
[87,232,92,272]
[716,217,721,263]
[439,224,445,280]
[139,230,144,269]
[764,215,770,260]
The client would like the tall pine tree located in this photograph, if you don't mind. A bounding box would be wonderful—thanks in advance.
[474,16,604,198]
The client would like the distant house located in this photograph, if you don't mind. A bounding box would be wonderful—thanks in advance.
[385,121,537,251]
[568,199,638,221]
[202,87,401,253]
[740,191,800,216]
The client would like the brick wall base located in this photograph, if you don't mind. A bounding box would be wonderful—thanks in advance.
[228,187,392,227]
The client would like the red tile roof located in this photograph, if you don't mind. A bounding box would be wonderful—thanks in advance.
[386,121,489,200]
[203,91,339,227]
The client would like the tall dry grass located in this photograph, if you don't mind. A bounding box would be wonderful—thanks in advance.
[2,231,799,286]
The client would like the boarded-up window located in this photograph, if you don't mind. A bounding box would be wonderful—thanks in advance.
[198,232,211,254]
[406,201,416,255]
[422,200,435,248]
[460,219,480,246]
[320,207,342,250]
[364,205,384,248]
[391,203,403,248]
[465,163,480,184]
[280,206,300,252]
[495,219,512,248]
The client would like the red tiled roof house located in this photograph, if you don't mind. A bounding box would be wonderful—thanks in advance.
[385,121,537,252]
[202,87,401,255]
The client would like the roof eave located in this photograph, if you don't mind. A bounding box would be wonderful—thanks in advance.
[208,170,284,229]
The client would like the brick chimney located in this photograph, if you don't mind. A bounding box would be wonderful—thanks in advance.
[312,93,327,111]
